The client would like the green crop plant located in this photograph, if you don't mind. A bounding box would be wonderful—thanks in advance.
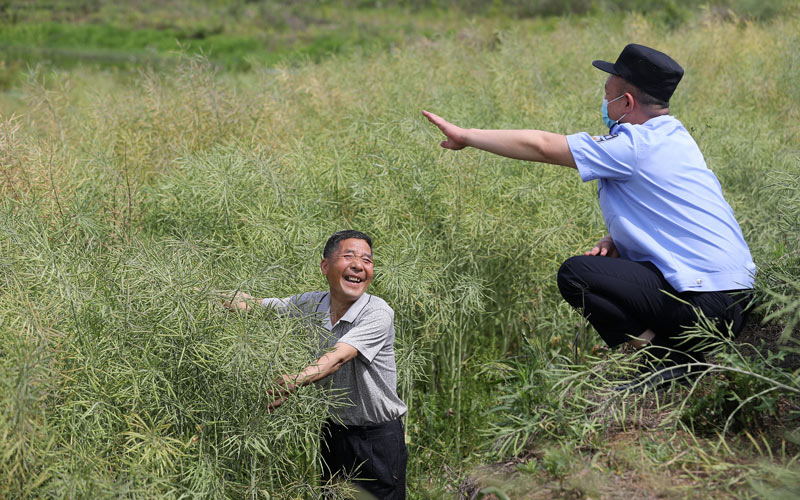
[1,6,799,498]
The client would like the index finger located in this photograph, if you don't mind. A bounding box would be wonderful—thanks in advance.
[422,109,443,124]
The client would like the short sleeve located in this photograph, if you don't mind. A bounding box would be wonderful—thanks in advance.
[260,296,295,312]
[261,292,325,316]
[566,127,638,182]
[337,309,393,364]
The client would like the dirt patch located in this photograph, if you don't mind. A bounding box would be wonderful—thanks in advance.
[734,321,800,372]
[462,428,796,500]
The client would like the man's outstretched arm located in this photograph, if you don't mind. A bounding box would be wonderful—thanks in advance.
[422,110,577,169]
[267,342,359,409]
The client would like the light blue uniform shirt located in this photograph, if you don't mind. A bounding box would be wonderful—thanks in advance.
[566,115,755,292]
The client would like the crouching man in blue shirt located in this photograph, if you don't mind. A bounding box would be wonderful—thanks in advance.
[225,230,408,498]
[422,44,755,389]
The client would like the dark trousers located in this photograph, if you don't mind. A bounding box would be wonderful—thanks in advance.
[320,418,407,500]
[557,256,751,358]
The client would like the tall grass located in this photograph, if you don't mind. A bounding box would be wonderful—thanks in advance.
[1,9,799,498]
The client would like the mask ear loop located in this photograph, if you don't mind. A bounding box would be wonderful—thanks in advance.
[614,112,628,127]
[604,93,626,131]
[612,94,630,128]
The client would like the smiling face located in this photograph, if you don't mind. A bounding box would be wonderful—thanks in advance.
[321,238,374,304]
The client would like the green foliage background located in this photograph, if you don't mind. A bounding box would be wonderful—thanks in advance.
[1,1,799,498]
[1,0,798,70]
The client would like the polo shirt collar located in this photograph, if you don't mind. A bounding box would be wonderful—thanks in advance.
[320,292,371,330]
[339,292,371,324]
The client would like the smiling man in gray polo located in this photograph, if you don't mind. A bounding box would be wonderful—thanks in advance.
[225,229,407,500]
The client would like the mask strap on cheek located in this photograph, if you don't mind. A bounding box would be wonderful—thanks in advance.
[610,94,626,104]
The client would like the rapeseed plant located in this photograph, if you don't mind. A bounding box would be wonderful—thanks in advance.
[1,8,798,498]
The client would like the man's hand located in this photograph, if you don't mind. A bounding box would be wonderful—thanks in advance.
[264,343,359,411]
[422,110,468,150]
[265,374,295,411]
[422,109,577,168]
[585,235,619,257]
[267,394,289,411]
[221,291,255,311]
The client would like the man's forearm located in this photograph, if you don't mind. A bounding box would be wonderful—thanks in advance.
[267,356,341,409]
[269,343,358,402]
[278,362,328,392]
[222,291,263,311]
[464,129,576,168]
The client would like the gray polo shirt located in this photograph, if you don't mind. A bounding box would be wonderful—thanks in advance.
[261,291,407,426]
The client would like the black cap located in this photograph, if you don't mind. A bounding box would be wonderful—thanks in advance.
[592,44,684,102]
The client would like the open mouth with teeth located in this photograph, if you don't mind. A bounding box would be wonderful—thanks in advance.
[344,276,363,284]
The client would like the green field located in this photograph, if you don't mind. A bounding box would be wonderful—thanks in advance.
[2,1,800,498]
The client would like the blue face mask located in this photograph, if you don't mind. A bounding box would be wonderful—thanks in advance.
[601,94,627,129]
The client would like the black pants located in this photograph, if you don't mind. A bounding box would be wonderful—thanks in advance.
[557,256,751,357]
[320,418,407,500]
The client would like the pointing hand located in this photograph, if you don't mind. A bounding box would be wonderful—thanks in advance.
[422,110,468,150]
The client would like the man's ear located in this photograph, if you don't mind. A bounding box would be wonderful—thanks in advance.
[320,258,328,276]
[625,92,635,111]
